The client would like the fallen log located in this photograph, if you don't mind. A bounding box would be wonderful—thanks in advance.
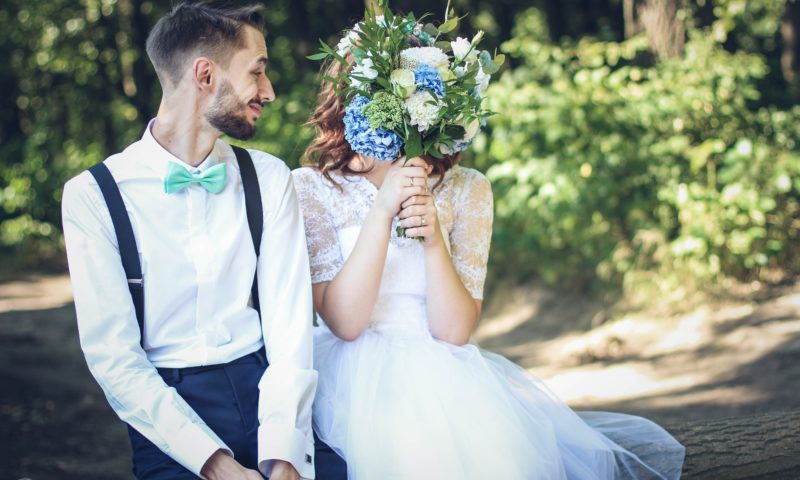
[668,410,800,479]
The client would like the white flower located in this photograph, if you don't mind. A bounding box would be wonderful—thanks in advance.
[437,66,455,82]
[475,66,490,94]
[399,47,449,71]
[454,65,466,78]
[390,69,416,98]
[462,118,481,141]
[336,29,360,57]
[405,91,440,132]
[352,57,378,80]
[471,30,485,46]
[451,37,472,62]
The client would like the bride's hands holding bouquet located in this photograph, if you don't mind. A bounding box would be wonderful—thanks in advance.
[397,172,441,248]
[373,156,431,222]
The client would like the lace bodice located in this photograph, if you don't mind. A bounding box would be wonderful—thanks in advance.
[292,165,493,303]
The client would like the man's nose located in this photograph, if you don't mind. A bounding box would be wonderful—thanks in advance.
[259,75,275,103]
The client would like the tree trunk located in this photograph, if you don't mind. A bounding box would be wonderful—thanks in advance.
[782,1,800,96]
[639,0,685,59]
[623,0,642,38]
[669,410,800,479]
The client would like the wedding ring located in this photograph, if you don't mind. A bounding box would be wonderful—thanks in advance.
[410,177,415,187]
[420,215,426,225]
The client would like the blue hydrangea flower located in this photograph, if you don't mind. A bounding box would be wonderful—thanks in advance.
[414,65,445,97]
[438,138,473,155]
[343,95,404,162]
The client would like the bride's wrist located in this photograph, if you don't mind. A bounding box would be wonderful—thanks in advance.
[368,205,396,226]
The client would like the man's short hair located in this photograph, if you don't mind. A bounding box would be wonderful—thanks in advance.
[145,1,265,88]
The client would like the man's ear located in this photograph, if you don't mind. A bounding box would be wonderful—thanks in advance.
[193,57,214,91]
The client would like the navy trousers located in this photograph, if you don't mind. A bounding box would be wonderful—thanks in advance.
[127,348,347,479]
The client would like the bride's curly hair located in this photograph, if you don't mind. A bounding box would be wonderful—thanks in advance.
[302,37,461,190]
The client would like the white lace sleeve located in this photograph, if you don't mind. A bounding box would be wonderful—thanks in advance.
[449,169,494,300]
[291,168,344,284]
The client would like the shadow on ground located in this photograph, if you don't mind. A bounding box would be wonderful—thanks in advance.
[0,303,131,479]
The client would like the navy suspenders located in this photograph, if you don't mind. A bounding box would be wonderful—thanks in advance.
[232,146,263,316]
[87,162,146,343]
[86,145,263,347]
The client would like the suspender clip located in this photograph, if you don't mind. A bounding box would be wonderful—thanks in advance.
[127,278,143,285]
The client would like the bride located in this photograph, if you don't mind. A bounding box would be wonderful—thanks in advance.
[291,24,685,480]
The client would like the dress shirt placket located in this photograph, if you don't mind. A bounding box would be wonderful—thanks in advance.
[185,174,213,364]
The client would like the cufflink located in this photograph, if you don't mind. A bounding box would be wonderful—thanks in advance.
[305,454,313,464]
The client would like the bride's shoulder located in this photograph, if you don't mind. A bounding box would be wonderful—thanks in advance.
[291,166,322,183]
[444,165,492,192]
[292,166,332,190]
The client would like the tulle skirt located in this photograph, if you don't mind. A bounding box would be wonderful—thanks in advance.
[312,324,685,480]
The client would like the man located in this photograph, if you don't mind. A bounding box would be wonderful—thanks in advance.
[61,2,346,479]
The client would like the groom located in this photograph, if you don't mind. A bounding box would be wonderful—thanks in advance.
[62,2,346,479]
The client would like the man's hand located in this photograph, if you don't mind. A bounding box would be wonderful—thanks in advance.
[201,449,263,480]
[269,459,301,480]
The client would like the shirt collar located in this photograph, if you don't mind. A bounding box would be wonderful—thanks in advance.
[138,118,222,180]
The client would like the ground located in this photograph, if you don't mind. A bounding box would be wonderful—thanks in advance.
[1,273,798,479]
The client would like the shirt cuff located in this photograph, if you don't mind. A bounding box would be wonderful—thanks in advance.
[166,420,233,477]
[257,422,315,479]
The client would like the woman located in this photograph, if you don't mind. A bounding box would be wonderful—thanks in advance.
[291,43,685,480]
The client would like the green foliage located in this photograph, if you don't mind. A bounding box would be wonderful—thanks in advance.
[475,7,800,292]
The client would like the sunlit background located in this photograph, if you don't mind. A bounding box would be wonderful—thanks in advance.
[1,0,799,478]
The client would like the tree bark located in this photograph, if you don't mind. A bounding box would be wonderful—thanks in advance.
[639,0,685,59]
[669,410,800,479]
[782,1,800,96]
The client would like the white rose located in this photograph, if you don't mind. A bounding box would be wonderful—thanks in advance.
[437,66,455,82]
[451,37,472,62]
[390,69,416,98]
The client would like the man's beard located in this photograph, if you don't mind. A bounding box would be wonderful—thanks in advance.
[205,80,259,140]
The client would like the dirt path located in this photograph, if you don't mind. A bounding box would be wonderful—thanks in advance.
[2,274,799,479]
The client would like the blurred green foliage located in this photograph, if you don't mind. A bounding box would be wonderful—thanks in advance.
[1,0,799,293]
[476,3,800,294]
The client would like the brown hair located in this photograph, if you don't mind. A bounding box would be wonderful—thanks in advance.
[145,1,265,89]
[302,42,461,190]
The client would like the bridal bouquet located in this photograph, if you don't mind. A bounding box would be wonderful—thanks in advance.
[308,0,504,161]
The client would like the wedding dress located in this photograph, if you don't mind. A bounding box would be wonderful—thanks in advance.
[292,165,684,480]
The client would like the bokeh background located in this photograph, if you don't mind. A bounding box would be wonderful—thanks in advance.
[1,0,799,478]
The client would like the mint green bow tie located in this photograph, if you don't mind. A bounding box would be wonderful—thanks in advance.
[164,162,227,194]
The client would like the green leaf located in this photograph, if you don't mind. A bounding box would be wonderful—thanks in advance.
[443,125,466,139]
[434,41,452,52]
[423,23,439,37]
[438,17,458,34]
[306,52,330,61]
[405,129,423,159]
[375,76,392,90]
[479,50,500,75]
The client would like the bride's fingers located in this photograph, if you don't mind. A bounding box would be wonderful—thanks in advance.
[401,194,433,209]
[398,204,428,220]
[402,156,429,169]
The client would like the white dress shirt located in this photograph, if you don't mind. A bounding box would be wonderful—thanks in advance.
[62,120,318,478]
